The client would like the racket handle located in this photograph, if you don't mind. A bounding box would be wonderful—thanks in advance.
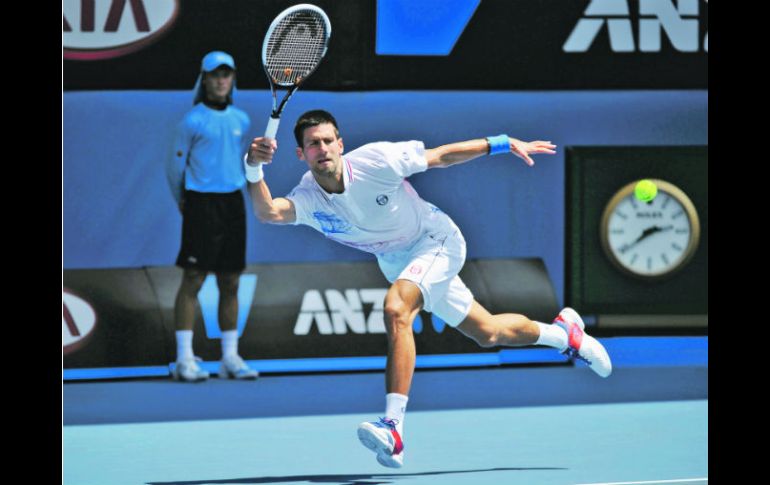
[249,116,281,167]
[264,116,280,139]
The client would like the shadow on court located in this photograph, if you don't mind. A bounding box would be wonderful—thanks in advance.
[146,467,567,485]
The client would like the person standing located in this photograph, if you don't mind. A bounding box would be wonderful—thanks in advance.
[165,51,259,382]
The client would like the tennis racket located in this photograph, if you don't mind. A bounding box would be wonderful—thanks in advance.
[256,3,331,162]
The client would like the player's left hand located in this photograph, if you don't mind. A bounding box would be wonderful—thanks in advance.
[509,139,557,166]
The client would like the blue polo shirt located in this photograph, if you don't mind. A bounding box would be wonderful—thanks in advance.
[166,103,251,204]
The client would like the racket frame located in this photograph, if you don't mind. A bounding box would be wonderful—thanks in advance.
[261,3,332,136]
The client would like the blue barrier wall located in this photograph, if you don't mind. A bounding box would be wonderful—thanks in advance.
[63,90,707,304]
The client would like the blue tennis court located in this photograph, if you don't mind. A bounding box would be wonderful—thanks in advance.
[63,337,708,485]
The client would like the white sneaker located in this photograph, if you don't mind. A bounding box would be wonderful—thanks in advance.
[171,357,210,382]
[553,307,612,378]
[357,418,404,468]
[219,355,259,380]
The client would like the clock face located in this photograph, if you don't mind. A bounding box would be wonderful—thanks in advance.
[601,180,701,279]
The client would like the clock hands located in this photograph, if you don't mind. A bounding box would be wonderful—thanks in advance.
[618,224,674,254]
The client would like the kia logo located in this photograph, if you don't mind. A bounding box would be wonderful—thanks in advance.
[62,288,97,355]
[63,0,180,61]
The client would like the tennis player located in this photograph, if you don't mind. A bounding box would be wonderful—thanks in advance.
[244,109,612,468]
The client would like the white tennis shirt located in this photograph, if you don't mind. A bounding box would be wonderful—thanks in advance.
[286,141,452,255]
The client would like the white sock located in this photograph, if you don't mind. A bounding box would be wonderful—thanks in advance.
[175,330,194,361]
[534,321,568,351]
[221,330,239,359]
[385,393,408,438]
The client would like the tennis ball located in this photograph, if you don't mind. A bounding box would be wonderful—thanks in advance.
[634,179,658,202]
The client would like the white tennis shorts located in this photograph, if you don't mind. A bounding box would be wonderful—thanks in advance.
[376,215,474,326]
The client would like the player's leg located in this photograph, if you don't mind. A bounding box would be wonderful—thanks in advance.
[455,301,544,347]
[384,279,423,395]
[358,279,422,469]
[359,216,465,468]
[455,300,612,377]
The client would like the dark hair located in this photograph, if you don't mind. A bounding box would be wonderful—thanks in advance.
[294,110,340,147]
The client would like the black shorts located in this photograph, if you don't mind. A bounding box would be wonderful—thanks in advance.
[176,190,246,272]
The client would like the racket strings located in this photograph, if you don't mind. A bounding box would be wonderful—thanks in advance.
[268,24,324,79]
[265,11,328,85]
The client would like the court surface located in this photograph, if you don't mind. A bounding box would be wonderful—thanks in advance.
[63,337,708,485]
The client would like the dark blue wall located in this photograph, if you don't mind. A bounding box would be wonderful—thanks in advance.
[63,90,707,304]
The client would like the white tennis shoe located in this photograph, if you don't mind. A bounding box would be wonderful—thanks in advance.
[553,307,612,378]
[219,355,259,380]
[171,357,210,382]
[357,418,405,468]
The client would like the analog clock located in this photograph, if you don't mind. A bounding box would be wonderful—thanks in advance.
[600,179,701,279]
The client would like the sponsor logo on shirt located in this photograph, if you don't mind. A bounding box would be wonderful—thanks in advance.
[312,212,352,234]
[376,194,389,206]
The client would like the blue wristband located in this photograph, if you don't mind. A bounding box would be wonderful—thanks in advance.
[486,134,510,156]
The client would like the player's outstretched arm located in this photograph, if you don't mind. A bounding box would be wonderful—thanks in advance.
[245,137,297,225]
[425,136,556,169]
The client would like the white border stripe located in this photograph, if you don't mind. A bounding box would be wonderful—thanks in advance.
[575,479,707,485]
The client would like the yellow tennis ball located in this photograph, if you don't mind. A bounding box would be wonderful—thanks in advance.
[634,179,658,202]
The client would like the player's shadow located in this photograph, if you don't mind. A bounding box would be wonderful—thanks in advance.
[146,467,567,485]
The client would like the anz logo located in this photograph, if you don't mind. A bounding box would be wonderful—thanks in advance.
[377,0,706,56]
[294,289,448,335]
[564,0,708,53]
